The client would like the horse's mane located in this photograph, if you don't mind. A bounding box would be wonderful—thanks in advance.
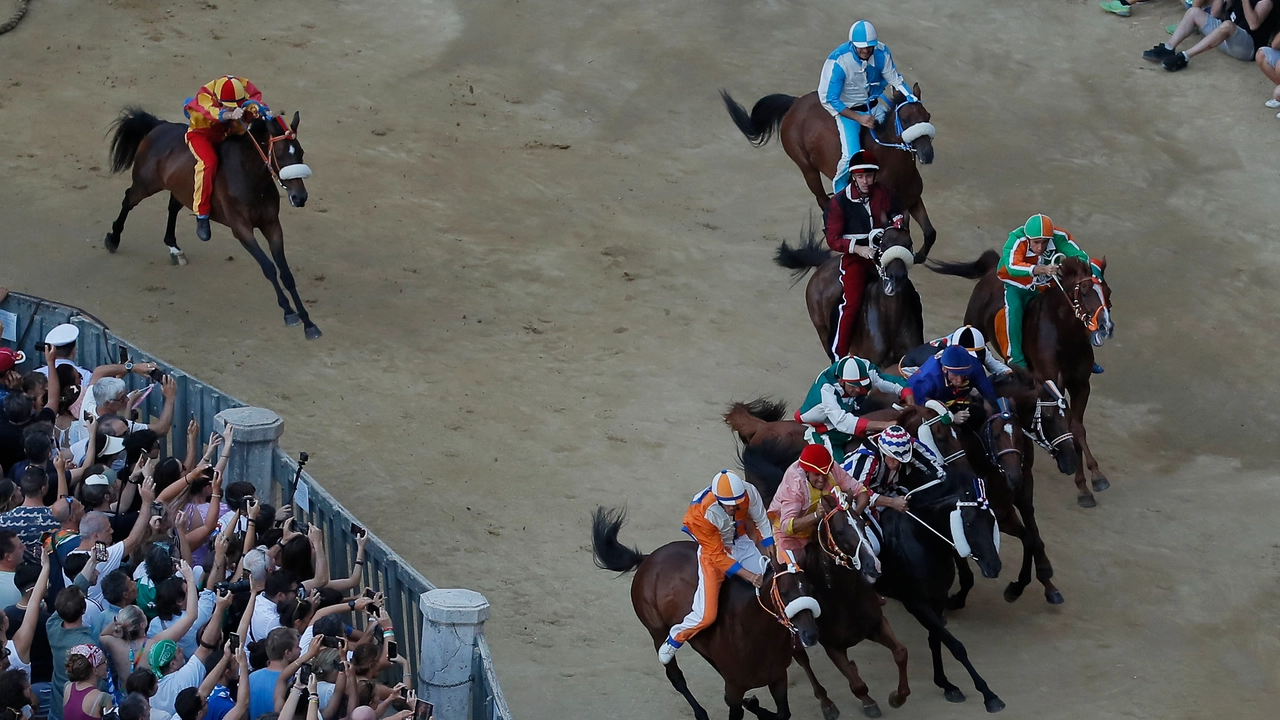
[992,370,1036,396]
[1058,256,1092,283]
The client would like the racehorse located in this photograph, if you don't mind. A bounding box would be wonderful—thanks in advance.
[929,251,1114,507]
[105,107,322,339]
[775,224,923,365]
[721,86,940,262]
[591,506,821,720]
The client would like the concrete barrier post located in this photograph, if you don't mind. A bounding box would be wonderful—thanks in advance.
[420,589,491,719]
[215,407,284,501]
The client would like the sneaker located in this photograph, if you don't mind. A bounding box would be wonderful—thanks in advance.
[1162,52,1189,71]
[1100,0,1130,16]
[657,637,680,665]
[1092,363,1105,374]
[1266,99,1280,108]
[195,216,211,241]
[1143,44,1174,62]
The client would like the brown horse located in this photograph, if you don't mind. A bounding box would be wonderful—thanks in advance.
[774,224,923,365]
[592,506,821,720]
[106,107,321,339]
[930,252,1114,507]
[721,86,939,262]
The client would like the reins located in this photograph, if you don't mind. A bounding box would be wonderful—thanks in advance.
[754,557,805,635]
[238,116,298,191]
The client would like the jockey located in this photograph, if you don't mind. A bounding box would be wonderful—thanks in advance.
[797,356,913,462]
[819,19,916,194]
[768,444,869,558]
[997,214,1105,371]
[908,345,999,425]
[846,425,941,514]
[660,470,776,665]
[899,325,1013,379]
[184,76,272,241]
[823,149,906,359]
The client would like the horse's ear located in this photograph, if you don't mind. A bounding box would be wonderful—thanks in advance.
[912,82,922,100]
[291,111,300,134]
[1097,256,1107,273]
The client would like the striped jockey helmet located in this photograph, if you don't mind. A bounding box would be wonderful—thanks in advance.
[878,425,913,462]
[713,470,747,505]
[850,150,879,174]
[1023,214,1054,240]
[948,325,986,357]
[214,76,249,107]
[849,20,878,48]
[798,444,834,475]
[840,356,874,387]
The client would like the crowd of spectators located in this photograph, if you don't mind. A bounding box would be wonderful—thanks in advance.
[0,290,430,720]
[1101,0,1280,114]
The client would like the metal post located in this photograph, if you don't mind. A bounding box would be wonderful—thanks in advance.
[419,589,491,719]
[215,407,284,500]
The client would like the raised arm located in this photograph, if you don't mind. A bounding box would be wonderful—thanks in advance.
[147,375,177,436]
[221,643,251,720]
[53,453,70,500]
[13,547,52,663]
[197,641,233,697]
[301,525,329,591]
[148,561,200,645]
[184,471,224,551]
[122,479,157,555]
[323,533,368,593]
[42,346,60,415]
[194,586,233,663]
[274,636,324,710]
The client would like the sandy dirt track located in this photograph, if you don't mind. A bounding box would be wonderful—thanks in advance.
[3,0,1280,718]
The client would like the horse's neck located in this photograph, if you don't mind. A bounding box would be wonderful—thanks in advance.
[223,137,276,193]
[1030,290,1089,352]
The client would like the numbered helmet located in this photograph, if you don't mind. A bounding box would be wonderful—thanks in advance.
[877,426,913,462]
[848,20,878,49]
[948,326,986,357]
[798,444,834,475]
[712,470,747,506]
[1023,213,1054,241]
[213,76,249,107]
[940,344,974,372]
[840,357,873,387]
[850,150,879,174]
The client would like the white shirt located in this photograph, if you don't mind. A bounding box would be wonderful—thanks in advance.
[152,654,207,716]
[5,639,30,676]
[149,589,216,659]
[216,510,249,537]
[248,592,282,644]
[66,541,126,609]
[36,360,92,387]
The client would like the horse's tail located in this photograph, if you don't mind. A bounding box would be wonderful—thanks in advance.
[723,397,786,444]
[592,506,646,574]
[720,91,796,147]
[928,250,1001,280]
[775,218,832,282]
[109,107,164,173]
[741,437,798,504]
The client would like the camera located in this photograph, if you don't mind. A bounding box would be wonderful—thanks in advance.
[214,580,251,594]
[291,517,309,534]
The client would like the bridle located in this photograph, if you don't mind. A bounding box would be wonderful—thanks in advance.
[897,474,993,558]
[753,555,816,636]
[817,489,866,571]
[869,100,935,157]
[1041,253,1108,333]
[982,397,1023,472]
[239,115,308,192]
[1027,381,1074,453]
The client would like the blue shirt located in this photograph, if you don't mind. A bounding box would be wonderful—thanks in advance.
[248,668,282,720]
[206,685,235,720]
[909,355,999,410]
[818,43,911,115]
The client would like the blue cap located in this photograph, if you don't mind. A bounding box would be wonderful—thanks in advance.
[940,344,973,372]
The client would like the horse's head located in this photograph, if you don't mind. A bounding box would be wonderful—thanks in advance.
[875,227,914,296]
[888,84,936,165]
[253,111,312,209]
[983,397,1024,491]
[1057,257,1114,347]
[953,476,1002,579]
[817,490,881,583]
[763,551,820,648]
[1033,380,1078,476]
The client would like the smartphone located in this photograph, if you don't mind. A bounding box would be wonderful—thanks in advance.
[350,522,366,538]
[93,541,108,562]
[291,517,309,534]
[298,663,312,685]
[320,635,344,649]
[151,501,165,518]
[387,640,397,660]
[148,367,165,383]
[229,632,240,652]
[414,700,433,720]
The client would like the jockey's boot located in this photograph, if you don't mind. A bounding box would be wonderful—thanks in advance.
[658,637,680,665]
[1092,362,1105,374]
[196,216,212,242]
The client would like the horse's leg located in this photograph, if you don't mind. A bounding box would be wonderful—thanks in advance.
[868,614,911,709]
[766,676,791,720]
[727,683,762,720]
[1017,474,1063,604]
[792,647,839,720]
[947,556,974,611]
[1071,381,1108,492]
[230,225,300,325]
[262,220,322,339]
[907,198,938,264]
[823,645,881,718]
[105,182,160,252]
[906,602,1004,712]
[995,506,1033,603]
[1066,381,1101,507]
[663,658,711,720]
[161,194,188,266]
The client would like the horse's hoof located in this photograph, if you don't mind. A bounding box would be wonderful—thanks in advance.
[984,696,1006,713]
[860,701,881,718]
[1003,583,1025,603]
[742,696,760,712]
[284,313,302,326]
[888,692,907,709]
[1045,589,1064,605]
[304,325,323,340]
[1076,494,1097,509]
[170,251,188,267]
[104,233,119,252]
[943,688,965,704]
[1092,476,1111,492]
[946,593,967,611]
[822,703,841,720]
[913,251,929,265]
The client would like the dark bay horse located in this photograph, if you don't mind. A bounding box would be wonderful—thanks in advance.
[592,507,821,720]
[721,86,939,262]
[930,252,1115,507]
[106,107,322,339]
[775,225,923,365]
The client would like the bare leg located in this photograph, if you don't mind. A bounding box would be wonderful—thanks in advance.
[792,647,839,720]
[231,225,300,325]
[824,645,881,718]
[162,194,188,266]
[1183,20,1235,59]
[1256,50,1280,98]
[908,198,937,264]
[262,220,322,339]
[869,615,910,708]
[1169,8,1208,49]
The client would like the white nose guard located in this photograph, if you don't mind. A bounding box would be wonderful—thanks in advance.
[783,595,822,620]
[900,122,936,144]
[278,164,313,181]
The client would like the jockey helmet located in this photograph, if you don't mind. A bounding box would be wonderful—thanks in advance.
[712,470,747,506]
[940,344,974,372]
[849,20,878,49]
[948,326,986,357]
[213,76,249,107]
[840,357,873,387]
[850,150,879,174]
[1023,214,1054,241]
[798,444,834,475]
[877,426,913,463]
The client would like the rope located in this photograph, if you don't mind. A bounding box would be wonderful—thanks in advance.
[0,0,29,35]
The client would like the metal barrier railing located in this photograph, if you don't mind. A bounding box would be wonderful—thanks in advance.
[0,292,511,719]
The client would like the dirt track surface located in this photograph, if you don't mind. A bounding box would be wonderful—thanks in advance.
[3,0,1280,717]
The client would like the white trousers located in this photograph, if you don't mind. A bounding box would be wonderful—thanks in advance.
[668,536,764,644]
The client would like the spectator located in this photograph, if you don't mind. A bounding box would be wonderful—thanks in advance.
[93,570,136,635]
[148,565,214,660]
[95,604,146,703]
[1257,32,1280,113]
[64,489,155,627]
[6,549,51,714]
[61,645,110,720]
[0,468,58,559]
[0,669,36,720]
[311,648,348,720]
[0,349,59,475]
[117,692,153,720]
[133,544,174,622]
[148,589,231,718]
[0,346,24,406]
[247,627,300,719]
[1143,0,1277,71]
[34,327,91,388]
[83,378,176,439]
[215,483,257,538]
[0,481,20,515]
[248,572,299,646]
[49,366,84,452]
[46,585,98,720]
[171,639,233,720]
[189,636,249,720]
[0,532,23,608]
